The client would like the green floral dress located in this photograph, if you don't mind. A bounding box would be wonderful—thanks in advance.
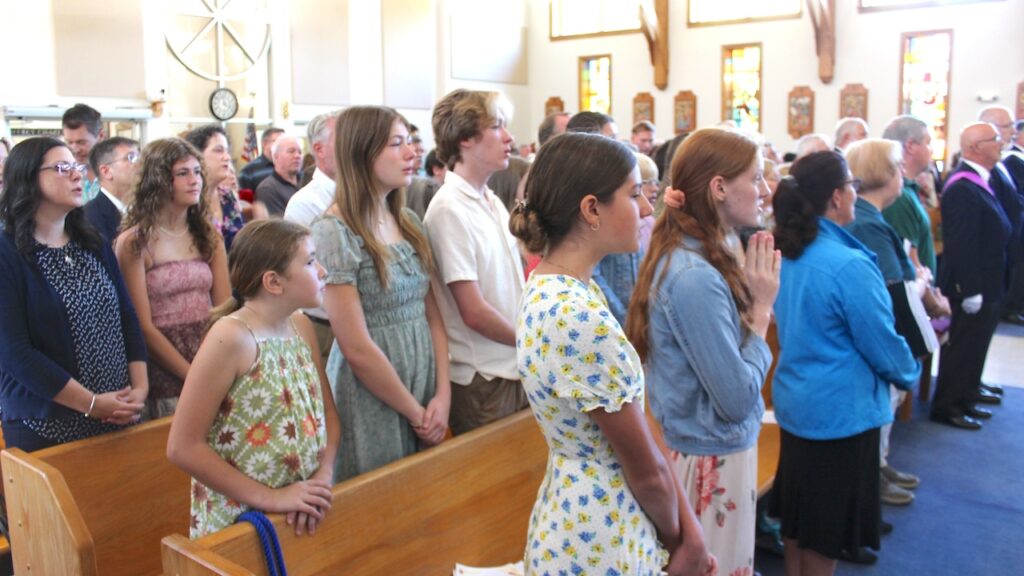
[190,318,328,539]
[517,274,669,575]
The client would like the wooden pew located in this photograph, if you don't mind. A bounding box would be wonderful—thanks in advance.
[162,409,548,576]
[1,417,189,576]
[163,409,783,576]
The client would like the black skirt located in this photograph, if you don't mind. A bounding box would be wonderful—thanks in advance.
[768,426,881,559]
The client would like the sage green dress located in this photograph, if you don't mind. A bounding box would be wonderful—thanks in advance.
[190,318,327,539]
[311,211,436,482]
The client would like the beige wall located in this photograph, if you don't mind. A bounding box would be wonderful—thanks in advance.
[526,0,1024,157]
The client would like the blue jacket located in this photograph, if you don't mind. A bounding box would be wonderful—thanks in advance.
[591,251,640,325]
[773,218,920,440]
[646,237,770,455]
[0,233,147,420]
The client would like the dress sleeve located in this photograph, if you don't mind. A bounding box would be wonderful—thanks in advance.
[311,217,362,286]
[544,284,643,414]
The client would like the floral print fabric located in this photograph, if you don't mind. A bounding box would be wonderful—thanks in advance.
[671,444,758,576]
[517,274,669,575]
[190,327,327,539]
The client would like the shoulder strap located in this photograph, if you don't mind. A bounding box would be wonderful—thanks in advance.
[225,315,261,374]
[235,510,288,576]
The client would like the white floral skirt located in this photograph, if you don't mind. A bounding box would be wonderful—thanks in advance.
[671,444,758,576]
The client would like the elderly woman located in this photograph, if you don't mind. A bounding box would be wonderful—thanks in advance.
[637,152,659,252]
[769,150,919,575]
[0,137,147,451]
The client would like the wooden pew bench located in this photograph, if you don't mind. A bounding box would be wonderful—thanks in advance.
[1,417,189,576]
[163,409,782,576]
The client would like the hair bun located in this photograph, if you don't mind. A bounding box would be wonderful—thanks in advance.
[508,205,549,254]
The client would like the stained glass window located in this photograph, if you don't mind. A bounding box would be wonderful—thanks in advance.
[722,44,762,133]
[550,0,641,39]
[579,55,612,115]
[900,30,952,163]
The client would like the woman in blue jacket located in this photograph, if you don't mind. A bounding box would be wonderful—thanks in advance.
[769,151,919,575]
[0,137,147,451]
[629,128,780,575]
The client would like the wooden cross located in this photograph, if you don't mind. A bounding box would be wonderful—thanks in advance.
[807,0,836,84]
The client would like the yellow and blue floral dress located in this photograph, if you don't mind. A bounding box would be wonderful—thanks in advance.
[517,274,669,575]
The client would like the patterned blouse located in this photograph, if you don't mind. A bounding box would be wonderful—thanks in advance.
[190,318,327,538]
[517,274,669,575]
[23,241,130,442]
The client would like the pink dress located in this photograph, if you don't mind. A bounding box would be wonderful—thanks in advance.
[145,259,213,417]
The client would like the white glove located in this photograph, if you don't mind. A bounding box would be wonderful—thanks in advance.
[962,294,983,314]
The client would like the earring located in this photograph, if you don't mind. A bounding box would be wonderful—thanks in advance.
[591,222,600,232]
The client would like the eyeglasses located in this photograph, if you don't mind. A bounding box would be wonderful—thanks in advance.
[977,134,1003,145]
[40,161,89,176]
[845,178,862,192]
[106,151,140,166]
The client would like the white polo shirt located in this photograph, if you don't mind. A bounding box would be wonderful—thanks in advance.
[284,168,336,321]
[424,171,525,385]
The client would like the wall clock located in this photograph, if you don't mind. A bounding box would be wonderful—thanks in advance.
[210,87,239,120]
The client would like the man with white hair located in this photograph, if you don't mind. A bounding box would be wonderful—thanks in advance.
[931,122,1012,430]
[834,117,869,153]
[255,134,303,216]
[284,112,340,362]
[795,133,831,159]
[977,106,1024,324]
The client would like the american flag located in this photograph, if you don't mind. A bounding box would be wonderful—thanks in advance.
[241,107,258,162]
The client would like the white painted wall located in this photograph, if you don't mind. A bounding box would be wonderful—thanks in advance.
[525,0,1024,158]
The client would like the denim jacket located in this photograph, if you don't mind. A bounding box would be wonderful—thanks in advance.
[646,237,771,456]
[591,251,641,325]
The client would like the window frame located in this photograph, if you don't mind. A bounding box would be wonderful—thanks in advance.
[578,54,613,115]
[858,0,1002,13]
[721,42,763,133]
[549,0,642,41]
[897,29,953,166]
[688,0,802,28]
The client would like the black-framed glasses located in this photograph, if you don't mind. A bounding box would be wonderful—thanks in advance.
[845,178,862,192]
[40,161,89,176]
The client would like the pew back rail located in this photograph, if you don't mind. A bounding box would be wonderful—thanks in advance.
[1,417,189,576]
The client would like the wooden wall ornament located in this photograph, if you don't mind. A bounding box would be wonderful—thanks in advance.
[673,90,697,135]
[839,83,869,120]
[806,0,836,84]
[788,86,815,139]
[1017,81,1024,122]
[545,97,565,116]
[633,92,655,125]
[640,0,670,90]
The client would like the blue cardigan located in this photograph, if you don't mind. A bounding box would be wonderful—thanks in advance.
[0,233,147,420]
[773,218,919,440]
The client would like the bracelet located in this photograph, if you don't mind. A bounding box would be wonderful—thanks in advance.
[84,394,97,418]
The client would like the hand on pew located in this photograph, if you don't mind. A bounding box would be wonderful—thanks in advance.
[271,476,333,536]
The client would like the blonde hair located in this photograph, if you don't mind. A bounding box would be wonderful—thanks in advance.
[636,152,658,182]
[432,89,513,169]
[845,138,902,192]
[333,106,434,288]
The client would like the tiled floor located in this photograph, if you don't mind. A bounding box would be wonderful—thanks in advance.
[929,322,1024,389]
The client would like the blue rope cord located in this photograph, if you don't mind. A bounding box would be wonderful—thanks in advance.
[236,510,288,576]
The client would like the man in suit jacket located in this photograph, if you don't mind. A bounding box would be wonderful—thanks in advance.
[979,107,1024,321]
[84,137,139,242]
[931,123,1013,430]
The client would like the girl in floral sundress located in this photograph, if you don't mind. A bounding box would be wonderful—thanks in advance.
[508,132,716,576]
[167,219,340,539]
